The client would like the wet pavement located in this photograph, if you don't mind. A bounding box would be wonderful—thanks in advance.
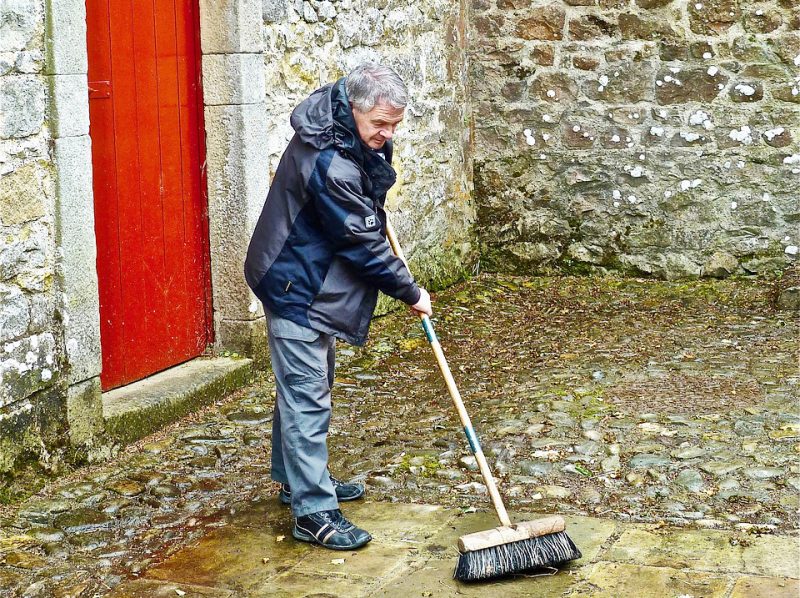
[0,274,798,596]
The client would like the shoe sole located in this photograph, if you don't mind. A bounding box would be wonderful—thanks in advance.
[292,527,372,550]
[280,488,365,505]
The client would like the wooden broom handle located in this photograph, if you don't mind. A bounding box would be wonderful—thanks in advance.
[385,218,512,528]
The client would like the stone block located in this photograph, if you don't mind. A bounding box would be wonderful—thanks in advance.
[513,4,565,40]
[201,53,266,106]
[569,15,616,40]
[0,75,46,138]
[66,377,103,446]
[619,13,676,40]
[215,317,268,363]
[731,577,800,598]
[702,251,739,277]
[199,0,265,54]
[0,284,31,343]
[530,72,578,102]
[53,135,101,384]
[47,73,90,138]
[745,8,783,33]
[472,14,505,38]
[262,0,287,23]
[0,161,48,225]
[655,67,728,104]
[605,526,800,578]
[730,81,764,102]
[44,0,87,74]
[773,83,800,104]
[573,55,599,70]
[204,103,269,323]
[579,562,730,597]
[0,332,57,407]
[635,0,673,7]
[689,0,741,35]
[0,0,43,53]
[585,61,654,103]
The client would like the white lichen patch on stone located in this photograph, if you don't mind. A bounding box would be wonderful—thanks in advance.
[629,165,645,178]
[728,126,753,145]
[689,110,714,130]
[523,129,536,146]
[680,131,702,142]
[680,179,702,191]
[764,127,785,141]
[734,83,756,96]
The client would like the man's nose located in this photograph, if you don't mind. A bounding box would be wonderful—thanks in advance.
[381,127,393,139]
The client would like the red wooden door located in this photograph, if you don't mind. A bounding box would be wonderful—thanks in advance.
[86,0,213,390]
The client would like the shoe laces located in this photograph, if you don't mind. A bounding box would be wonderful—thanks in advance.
[327,509,355,531]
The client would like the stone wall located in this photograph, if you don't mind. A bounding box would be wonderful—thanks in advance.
[0,0,66,481]
[471,0,800,279]
[260,0,476,294]
[1,0,102,489]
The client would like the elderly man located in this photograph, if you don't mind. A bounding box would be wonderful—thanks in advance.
[245,63,432,550]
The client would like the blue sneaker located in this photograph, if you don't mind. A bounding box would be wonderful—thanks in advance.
[292,509,371,550]
[279,475,365,505]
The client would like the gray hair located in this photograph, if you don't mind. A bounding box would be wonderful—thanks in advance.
[345,63,408,113]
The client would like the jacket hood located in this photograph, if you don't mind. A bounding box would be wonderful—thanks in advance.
[290,78,358,152]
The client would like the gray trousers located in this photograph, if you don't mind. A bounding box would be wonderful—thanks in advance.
[266,312,339,517]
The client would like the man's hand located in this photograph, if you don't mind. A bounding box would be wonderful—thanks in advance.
[411,287,433,317]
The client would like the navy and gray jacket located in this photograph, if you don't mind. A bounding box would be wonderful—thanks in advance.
[244,78,421,346]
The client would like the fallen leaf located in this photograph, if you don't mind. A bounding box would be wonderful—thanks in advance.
[262,557,270,564]
[276,535,285,542]
[175,590,186,597]
[331,558,345,565]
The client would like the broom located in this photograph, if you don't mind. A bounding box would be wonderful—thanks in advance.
[385,218,582,582]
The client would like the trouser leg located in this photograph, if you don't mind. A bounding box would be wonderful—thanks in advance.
[267,322,338,518]
[270,397,287,484]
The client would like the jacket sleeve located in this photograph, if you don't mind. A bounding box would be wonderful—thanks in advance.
[311,165,421,306]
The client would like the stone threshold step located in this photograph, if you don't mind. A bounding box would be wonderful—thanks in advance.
[102,356,253,444]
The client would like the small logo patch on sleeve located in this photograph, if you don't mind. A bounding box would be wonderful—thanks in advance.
[365,215,377,228]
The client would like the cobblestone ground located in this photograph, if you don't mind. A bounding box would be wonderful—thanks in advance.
[0,274,798,596]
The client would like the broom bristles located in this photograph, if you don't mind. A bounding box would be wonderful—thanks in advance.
[454,530,582,582]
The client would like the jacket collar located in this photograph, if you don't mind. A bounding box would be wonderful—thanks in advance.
[330,78,397,201]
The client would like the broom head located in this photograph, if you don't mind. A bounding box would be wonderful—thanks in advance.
[454,515,581,582]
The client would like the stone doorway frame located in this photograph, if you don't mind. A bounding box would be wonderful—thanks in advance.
[46,0,268,444]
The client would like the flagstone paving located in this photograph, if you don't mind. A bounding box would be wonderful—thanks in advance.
[0,273,798,596]
[104,501,798,597]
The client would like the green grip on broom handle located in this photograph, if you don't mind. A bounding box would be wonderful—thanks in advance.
[386,218,513,529]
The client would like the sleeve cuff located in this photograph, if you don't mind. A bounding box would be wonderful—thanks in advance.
[402,284,421,306]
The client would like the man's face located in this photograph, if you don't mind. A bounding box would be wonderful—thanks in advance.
[351,101,405,150]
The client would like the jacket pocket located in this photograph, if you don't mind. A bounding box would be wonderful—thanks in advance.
[268,315,320,342]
